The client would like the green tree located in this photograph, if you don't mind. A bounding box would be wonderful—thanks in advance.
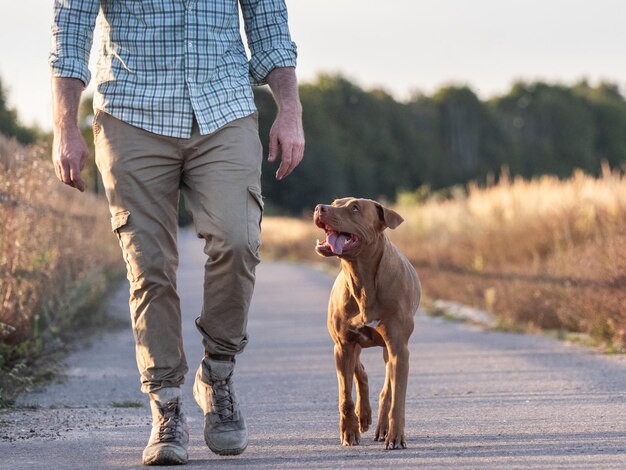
[492,82,596,177]
[0,78,38,145]
[572,81,626,170]
[434,86,508,182]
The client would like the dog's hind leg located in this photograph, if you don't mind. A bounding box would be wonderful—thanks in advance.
[374,346,391,441]
[334,342,361,446]
[353,347,372,433]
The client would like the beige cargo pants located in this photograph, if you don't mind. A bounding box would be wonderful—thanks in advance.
[94,111,263,394]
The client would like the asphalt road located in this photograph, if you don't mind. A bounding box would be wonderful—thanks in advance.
[2,229,625,469]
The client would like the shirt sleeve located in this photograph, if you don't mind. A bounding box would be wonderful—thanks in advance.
[49,0,100,87]
[239,0,298,86]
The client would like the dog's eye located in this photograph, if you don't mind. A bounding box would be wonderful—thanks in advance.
[351,205,360,213]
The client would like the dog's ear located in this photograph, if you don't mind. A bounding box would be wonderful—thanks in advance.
[375,203,404,229]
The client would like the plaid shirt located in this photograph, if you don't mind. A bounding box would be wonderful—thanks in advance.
[50,0,297,138]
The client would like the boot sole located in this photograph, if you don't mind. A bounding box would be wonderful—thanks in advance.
[143,448,188,466]
[210,444,248,456]
[204,435,248,455]
[203,416,248,456]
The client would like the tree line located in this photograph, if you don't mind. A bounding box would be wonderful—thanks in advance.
[256,75,626,214]
[2,75,625,216]
[0,78,39,146]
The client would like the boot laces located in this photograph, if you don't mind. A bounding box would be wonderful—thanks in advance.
[211,378,235,422]
[155,400,183,443]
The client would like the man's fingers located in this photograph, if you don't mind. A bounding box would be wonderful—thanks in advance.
[280,140,305,180]
[283,146,300,179]
[275,142,294,180]
[60,159,73,186]
[290,142,304,174]
[268,113,305,179]
[53,161,62,181]
[273,135,306,180]
[70,160,85,192]
[268,130,279,163]
[53,133,89,191]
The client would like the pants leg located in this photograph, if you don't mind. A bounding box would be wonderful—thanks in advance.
[94,111,189,394]
[180,114,263,356]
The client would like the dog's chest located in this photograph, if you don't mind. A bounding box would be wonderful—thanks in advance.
[341,317,382,346]
[343,294,381,327]
[362,318,381,328]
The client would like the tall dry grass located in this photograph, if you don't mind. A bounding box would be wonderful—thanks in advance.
[393,167,626,347]
[260,167,626,348]
[261,216,324,263]
[0,136,120,393]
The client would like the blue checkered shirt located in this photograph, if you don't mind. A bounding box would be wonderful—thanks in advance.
[50,0,297,138]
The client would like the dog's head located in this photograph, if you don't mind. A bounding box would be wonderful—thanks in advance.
[313,197,404,258]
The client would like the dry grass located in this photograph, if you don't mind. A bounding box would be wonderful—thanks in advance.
[393,166,626,348]
[0,136,120,373]
[260,167,626,349]
[261,216,320,262]
[260,215,340,276]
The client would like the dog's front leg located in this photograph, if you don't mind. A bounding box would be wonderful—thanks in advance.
[385,339,410,449]
[375,346,391,441]
[354,356,372,433]
[334,342,360,446]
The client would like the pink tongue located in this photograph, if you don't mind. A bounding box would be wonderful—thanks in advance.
[327,232,349,255]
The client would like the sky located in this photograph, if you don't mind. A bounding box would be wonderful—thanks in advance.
[1,0,625,130]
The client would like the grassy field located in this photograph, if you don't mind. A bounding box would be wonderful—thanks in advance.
[0,136,121,405]
[260,167,626,351]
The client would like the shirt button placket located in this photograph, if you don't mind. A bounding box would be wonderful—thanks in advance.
[183,1,198,135]
[184,4,196,91]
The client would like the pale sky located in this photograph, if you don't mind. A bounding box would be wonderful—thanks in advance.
[1,0,625,130]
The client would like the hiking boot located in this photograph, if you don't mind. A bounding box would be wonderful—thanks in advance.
[142,388,189,466]
[193,357,248,456]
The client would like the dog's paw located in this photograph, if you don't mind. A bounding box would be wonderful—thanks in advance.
[340,418,361,446]
[374,418,388,441]
[384,428,406,450]
[357,405,372,433]
[341,429,360,446]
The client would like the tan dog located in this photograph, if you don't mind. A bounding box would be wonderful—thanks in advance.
[314,198,421,449]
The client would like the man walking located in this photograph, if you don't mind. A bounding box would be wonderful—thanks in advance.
[50,0,304,465]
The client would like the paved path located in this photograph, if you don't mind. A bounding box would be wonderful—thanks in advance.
[2,229,626,469]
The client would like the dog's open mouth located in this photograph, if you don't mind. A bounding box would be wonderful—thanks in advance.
[316,227,360,256]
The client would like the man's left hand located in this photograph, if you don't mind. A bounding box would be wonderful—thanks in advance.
[268,107,305,180]
[266,67,305,180]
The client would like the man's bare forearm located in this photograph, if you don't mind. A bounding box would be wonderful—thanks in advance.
[267,67,302,115]
[52,77,85,132]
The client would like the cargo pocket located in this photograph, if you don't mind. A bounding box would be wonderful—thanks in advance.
[111,210,145,283]
[247,186,264,253]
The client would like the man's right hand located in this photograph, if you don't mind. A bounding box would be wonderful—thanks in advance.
[52,126,89,192]
[51,77,89,192]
